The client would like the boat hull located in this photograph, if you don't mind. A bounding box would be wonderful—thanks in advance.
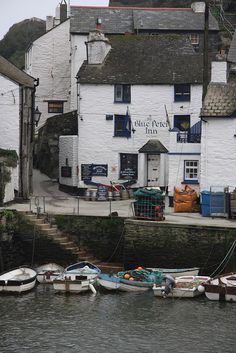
[53,279,92,293]
[153,276,210,298]
[0,267,37,293]
[204,273,236,302]
[98,274,121,290]
[147,267,200,278]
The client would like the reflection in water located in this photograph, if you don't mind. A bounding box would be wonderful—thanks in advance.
[0,285,235,353]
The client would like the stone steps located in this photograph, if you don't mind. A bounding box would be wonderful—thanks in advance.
[22,212,124,273]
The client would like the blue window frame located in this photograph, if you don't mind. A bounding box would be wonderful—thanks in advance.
[174,115,190,131]
[114,114,131,138]
[174,84,191,102]
[114,84,131,103]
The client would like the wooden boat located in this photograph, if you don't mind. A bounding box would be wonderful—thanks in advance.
[153,275,211,298]
[147,267,200,278]
[203,272,236,302]
[98,273,121,291]
[36,263,64,284]
[0,267,37,293]
[53,261,101,294]
[98,268,163,292]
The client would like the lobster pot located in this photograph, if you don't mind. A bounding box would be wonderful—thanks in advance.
[90,188,97,201]
[121,190,129,200]
[113,191,121,201]
[85,189,91,201]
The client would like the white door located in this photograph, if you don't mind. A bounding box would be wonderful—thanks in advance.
[147,154,160,186]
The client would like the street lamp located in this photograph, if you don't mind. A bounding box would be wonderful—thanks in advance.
[33,106,42,126]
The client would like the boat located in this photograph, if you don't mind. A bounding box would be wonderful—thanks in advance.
[203,272,236,302]
[147,267,200,278]
[98,268,163,292]
[153,275,211,298]
[0,267,37,293]
[53,261,101,294]
[98,273,121,291]
[36,263,65,284]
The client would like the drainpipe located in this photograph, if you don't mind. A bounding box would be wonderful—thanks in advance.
[76,75,81,187]
[202,0,209,101]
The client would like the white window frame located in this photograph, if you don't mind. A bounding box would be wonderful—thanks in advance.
[189,34,199,45]
[184,160,199,181]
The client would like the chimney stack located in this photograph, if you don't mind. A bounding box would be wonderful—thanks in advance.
[86,31,111,65]
[211,52,228,83]
[191,2,205,13]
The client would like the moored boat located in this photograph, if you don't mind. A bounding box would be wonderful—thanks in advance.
[98,268,163,292]
[36,263,65,283]
[53,261,101,294]
[147,267,200,278]
[0,267,37,293]
[203,272,236,302]
[153,275,211,298]
[98,273,121,291]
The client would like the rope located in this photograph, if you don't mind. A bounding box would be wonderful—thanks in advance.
[104,226,125,264]
[210,240,236,277]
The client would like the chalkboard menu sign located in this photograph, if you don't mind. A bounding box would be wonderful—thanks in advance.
[97,186,108,201]
[81,164,108,180]
[81,164,92,181]
[61,166,72,178]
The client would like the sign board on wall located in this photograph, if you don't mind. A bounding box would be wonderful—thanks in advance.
[81,164,108,180]
[61,166,72,178]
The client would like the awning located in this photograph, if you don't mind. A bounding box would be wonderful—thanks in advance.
[138,139,168,154]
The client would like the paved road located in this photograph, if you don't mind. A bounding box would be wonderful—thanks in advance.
[3,169,236,228]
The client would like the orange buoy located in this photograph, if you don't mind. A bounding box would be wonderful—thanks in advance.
[124,273,130,279]
[129,277,134,281]
[136,266,143,270]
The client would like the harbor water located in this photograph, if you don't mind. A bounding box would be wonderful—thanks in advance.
[0,285,235,353]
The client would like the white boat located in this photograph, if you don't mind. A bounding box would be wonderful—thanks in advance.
[0,267,37,293]
[203,272,236,302]
[147,267,200,278]
[53,261,101,294]
[153,275,211,298]
[36,263,64,284]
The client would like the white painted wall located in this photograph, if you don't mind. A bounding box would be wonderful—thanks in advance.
[3,167,16,203]
[0,75,19,152]
[73,82,203,189]
[59,135,78,187]
[25,20,71,128]
[200,118,236,191]
[168,131,201,196]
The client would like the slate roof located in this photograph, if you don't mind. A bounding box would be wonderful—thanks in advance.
[139,139,168,153]
[70,6,219,34]
[133,9,219,31]
[0,56,35,87]
[201,76,236,117]
[78,34,203,85]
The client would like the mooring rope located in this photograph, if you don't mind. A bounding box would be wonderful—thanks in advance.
[210,240,236,277]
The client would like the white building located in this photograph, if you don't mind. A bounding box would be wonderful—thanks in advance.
[200,49,236,192]
[25,2,218,129]
[59,33,203,196]
[0,55,37,202]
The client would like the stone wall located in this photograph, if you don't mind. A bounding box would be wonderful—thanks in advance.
[123,219,236,274]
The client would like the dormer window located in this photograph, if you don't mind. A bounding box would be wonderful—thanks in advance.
[114,84,131,103]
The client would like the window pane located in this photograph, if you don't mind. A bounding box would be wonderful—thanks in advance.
[48,101,63,113]
[174,84,190,102]
[184,160,198,180]
[123,85,131,103]
[115,85,122,102]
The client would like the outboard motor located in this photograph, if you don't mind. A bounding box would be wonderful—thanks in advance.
[161,274,175,298]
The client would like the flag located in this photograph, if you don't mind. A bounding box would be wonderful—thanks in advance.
[164,104,171,130]
[124,106,131,135]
